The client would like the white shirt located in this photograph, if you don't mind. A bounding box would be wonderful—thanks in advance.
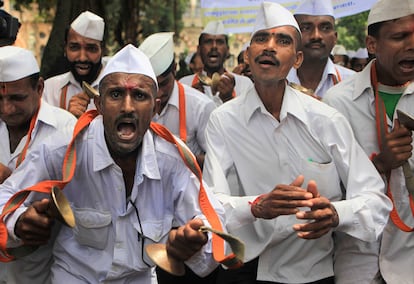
[0,100,77,170]
[43,71,100,110]
[0,100,76,284]
[324,60,414,284]
[152,81,215,155]
[203,84,392,283]
[0,116,224,283]
[287,58,355,98]
[179,72,253,106]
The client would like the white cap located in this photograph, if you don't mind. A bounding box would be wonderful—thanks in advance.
[0,46,39,82]
[347,50,356,58]
[354,47,368,59]
[139,32,174,77]
[294,0,335,18]
[201,20,226,35]
[252,2,300,38]
[71,11,105,41]
[367,0,414,26]
[332,44,347,56]
[99,44,157,88]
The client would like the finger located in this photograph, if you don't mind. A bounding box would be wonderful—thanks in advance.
[32,199,50,214]
[290,175,304,187]
[296,227,331,239]
[306,180,320,198]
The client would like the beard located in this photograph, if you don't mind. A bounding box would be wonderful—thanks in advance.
[67,58,102,85]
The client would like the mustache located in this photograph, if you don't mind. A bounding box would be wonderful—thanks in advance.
[115,113,138,124]
[304,39,325,48]
[255,50,280,66]
[72,60,93,67]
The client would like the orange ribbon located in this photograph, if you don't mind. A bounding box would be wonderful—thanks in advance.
[370,62,414,232]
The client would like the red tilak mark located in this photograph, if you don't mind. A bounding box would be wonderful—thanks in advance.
[0,84,6,95]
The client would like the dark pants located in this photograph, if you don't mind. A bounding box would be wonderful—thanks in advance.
[156,265,220,284]
[215,258,335,284]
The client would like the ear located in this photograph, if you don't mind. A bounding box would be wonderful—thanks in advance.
[292,50,304,70]
[365,35,377,55]
[94,95,103,115]
[37,77,44,98]
[153,98,161,116]
[244,46,250,65]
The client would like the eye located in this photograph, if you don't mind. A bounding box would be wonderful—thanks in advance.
[278,37,292,46]
[86,45,100,53]
[109,90,122,99]
[252,33,269,43]
[320,23,334,32]
[133,91,150,101]
[68,44,81,52]
[300,24,312,32]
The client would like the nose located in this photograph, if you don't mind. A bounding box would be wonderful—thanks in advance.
[121,93,135,113]
[79,47,88,62]
[0,98,15,116]
[310,27,322,40]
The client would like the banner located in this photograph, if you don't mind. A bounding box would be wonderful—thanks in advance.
[200,0,377,34]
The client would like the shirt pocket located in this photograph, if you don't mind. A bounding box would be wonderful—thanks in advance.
[73,208,112,250]
[300,158,341,200]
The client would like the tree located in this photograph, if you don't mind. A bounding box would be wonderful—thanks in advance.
[14,0,189,79]
[336,11,369,51]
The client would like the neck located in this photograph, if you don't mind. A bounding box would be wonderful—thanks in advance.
[205,67,225,77]
[7,122,31,153]
[112,148,139,198]
[255,80,286,121]
[297,58,328,91]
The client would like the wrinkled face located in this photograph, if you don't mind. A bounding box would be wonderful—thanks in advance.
[0,76,42,128]
[198,34,229,72]
[95,73,156,157]
[367,15,414,85]
[295,15,337,62]
[246,26,303,84]
[156,70,175,110]
[65,28,103,84]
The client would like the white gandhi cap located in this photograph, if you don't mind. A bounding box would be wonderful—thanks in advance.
[139,32,175,77]
[99,44,157,89]
[251,2,300,38]
[201,20,226,35]
[367,0,414,26]
[71,11,105,41]
[294,0,335,17]
[0,46,39,82]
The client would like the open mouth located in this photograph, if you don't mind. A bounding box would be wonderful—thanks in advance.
[117,122,137,140]
[75,63,92,74]
[399,59,414,72]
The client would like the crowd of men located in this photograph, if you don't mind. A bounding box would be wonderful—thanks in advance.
[0,0,413,283]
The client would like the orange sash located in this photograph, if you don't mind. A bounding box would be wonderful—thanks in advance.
[0,109,241,268]
[370,62,414,232]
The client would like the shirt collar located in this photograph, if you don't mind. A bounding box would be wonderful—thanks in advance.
[352,60,375,100]
[91,116,161,180]
[243,82,310,125]
[36,100,63,130]
[58,70,101,90]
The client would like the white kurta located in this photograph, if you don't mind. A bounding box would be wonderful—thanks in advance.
[203,84,391,283]
[179,72,253,106]
[152,81,216,155]
[0,116,224,283]
[43,71,100,110]
[324,60,414,284]
[0,101,76,284]
[287,58,355,98]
